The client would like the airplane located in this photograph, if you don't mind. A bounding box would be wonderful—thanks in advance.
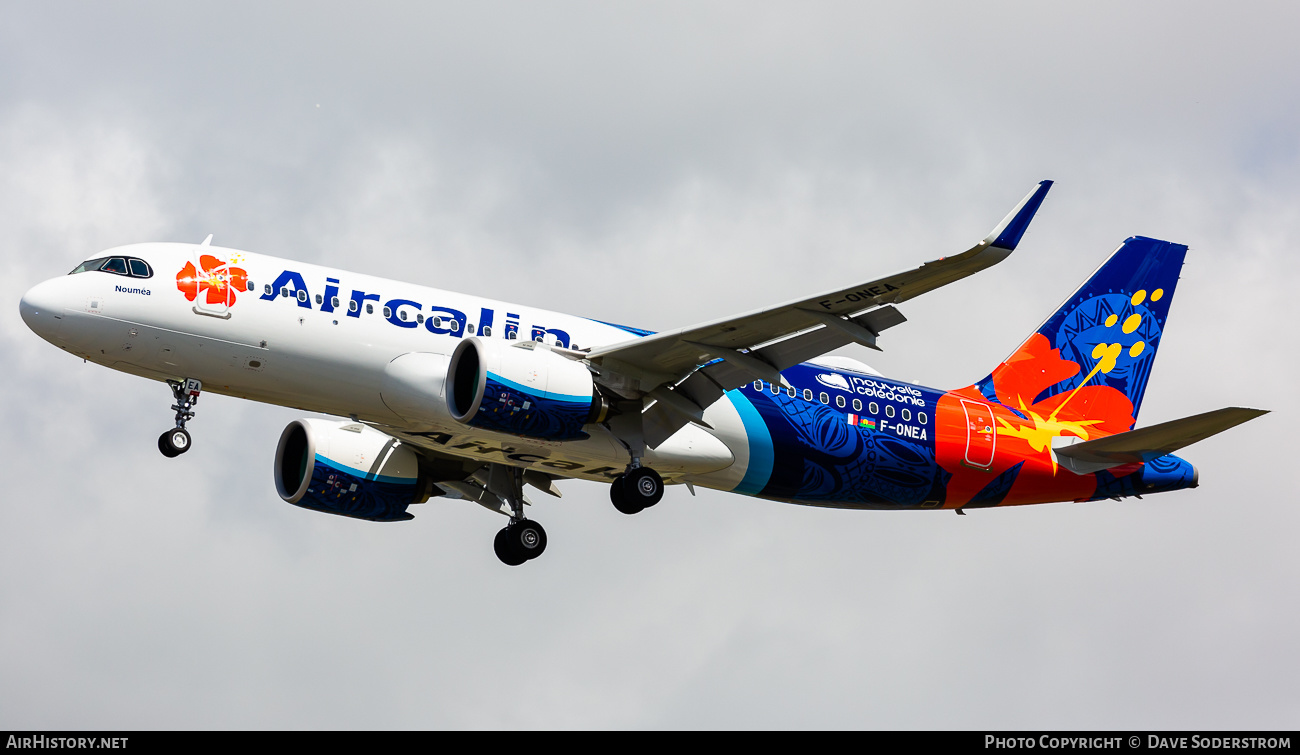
[18,180,1267,565]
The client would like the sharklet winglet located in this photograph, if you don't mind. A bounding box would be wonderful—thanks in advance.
[985,180,1053,251]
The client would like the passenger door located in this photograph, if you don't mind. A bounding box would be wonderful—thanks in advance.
[960,398,997,469]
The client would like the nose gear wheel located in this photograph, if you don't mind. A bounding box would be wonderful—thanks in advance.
[158,378,201,457]
[158,428,191,458]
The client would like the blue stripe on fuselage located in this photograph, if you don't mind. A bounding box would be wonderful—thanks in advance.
[728,389,775,496]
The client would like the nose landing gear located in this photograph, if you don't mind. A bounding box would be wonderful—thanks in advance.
[158,378,201,458]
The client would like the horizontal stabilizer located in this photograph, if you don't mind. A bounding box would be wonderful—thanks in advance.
[1054,407,1268,473]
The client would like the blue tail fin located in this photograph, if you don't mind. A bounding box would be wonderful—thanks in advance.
[973,236,1188,430]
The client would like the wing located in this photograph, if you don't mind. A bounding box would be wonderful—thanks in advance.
[585,180,1055,447]
[379,427,567,514]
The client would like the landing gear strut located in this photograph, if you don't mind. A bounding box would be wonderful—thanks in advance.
[489,464,548,566]
[610,466,664,515]
[158,378,201,458]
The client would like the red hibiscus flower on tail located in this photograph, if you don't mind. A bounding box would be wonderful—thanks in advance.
[937,333,1136,506]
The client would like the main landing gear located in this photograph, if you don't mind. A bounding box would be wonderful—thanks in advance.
[610,466,664,515]
[489,465,549,566]
[493,519,548,566]
[158,378,201,458]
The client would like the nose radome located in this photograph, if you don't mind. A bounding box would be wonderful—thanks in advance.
[19,278,68,340]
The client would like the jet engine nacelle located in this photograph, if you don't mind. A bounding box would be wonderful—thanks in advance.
[447,337,610,441]
[274,418,427,522]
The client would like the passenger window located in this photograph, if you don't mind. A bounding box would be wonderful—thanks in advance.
[399,310,408,321]
[331,297,340,308]
[128,259,152,278]
[245,280,254,291]
[348,300,358,313]
[753,381,763,391]
[315,294,323,305]
[296,290,307,303]
[885,405,895,418]
[366,303,374,315]
[919,412,928,424]
[281,287,290,298]
[482,326,492,337]
[770,383,780,395]
[100,258,129,275]
[803,389,813,401]
[450,320,460,333]
[265,284,273,295]
[467,324,476,335]
[852,399,862,412]
[819,392,829,405]
[869,402,879,415]
[835,395,846,408]
[787,386,796,398]
[902,408,912,421]
[432,316,442,328]
[416,314,424,324]
[383,306,392,318]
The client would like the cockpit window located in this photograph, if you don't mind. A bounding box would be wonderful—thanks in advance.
[100,258,129,275]
[68,257,109,275]
[68,256,154,278]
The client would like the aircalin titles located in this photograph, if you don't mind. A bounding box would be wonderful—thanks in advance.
[257,268,573,346]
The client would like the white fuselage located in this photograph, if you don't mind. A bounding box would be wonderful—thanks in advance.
[20,242,750,489]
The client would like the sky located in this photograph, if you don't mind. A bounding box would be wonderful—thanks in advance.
[1,1,1297,729]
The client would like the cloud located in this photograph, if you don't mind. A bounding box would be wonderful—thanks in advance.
[2,3,1297,729]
